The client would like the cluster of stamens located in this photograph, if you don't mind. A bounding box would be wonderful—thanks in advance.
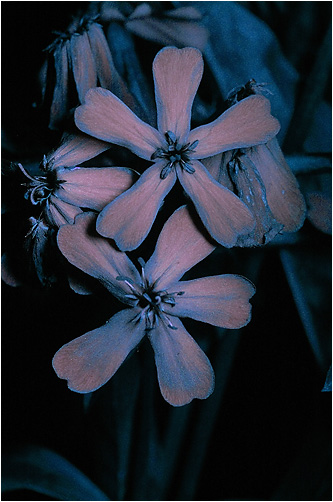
[151,131,199,179]
[116,258,184,331]
[19,160,63,206]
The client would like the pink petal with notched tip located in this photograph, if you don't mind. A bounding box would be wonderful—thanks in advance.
[148,316,215,406]
[57,212,141,302]
[49,133,111,169]
[52,308,145,393]
[75,87,163,160]
[96,161,177,251]
[55,167,137,211]
[153,47,203,142]
[176,160,255,247]
[144,205,215,291]
[70,31,97,103]
[163,275,255,329]
[188,95,280,159]
[248,138,306,232]
[46,196,83,227]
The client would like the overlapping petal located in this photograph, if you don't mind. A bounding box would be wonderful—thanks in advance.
[148,316,215,406]
[46,196,82,227]
[52,309,145,393]
[57,212,140,301]
[248,139,306,232]
[49,42,69,130]
[70,31,97,103]
[153,46,203,141]
[176,160,255,247]
[188,95,280,158]
[75,87,163,160]
[144,205,215,290]
[163,275,255,329]
[96,162,177,251]
[49,133,111,169]
[56,167,137,211]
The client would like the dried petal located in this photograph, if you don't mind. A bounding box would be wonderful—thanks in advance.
[49,42,69,129]
[70,31,97,103]
[148,316,215,406]
[248,138,306,232]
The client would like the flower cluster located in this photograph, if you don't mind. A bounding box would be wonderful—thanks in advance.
[3,13,306,406]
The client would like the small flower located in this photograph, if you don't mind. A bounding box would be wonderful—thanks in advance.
[75,46,280,251]
[41,17,133,129]
[53,206,255,406]
[18,134,137,228]
[2,133,136,288]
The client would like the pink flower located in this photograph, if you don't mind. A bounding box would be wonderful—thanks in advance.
[74,46,281,251]
[53,206,255,406]
[20,133,137,228]
[1,133,136,289]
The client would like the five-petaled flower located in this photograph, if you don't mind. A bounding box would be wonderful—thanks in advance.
[53,206,255,406]
[75,46,281,251]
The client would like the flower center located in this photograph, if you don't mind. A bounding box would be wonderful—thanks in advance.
[116,258,184,330]
[151,131,198,179]
[19,162,63,206]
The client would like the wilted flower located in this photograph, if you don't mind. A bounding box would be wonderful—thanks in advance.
[41,16,133,129]
[75,46,280,251]
[203,80,306,245]
[98,2,209,51]
[53,206,255,406]
[2,133,136,288]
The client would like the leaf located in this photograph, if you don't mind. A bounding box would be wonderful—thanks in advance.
[2,445,110,501]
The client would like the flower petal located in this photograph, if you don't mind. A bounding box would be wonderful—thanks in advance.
[96,162,176,251]
[188,95,280,158]
[49,133,110,169]
[70,31,97,103]
[144,205,215,290]
[153,47,203,142]
[248,139,306,232]
[221,151,284,246]
[49,42,69,129]
[163,275,255,329]
[52,309,145,393]
[176,160,255,247]
[46,196,82,227]
[57,212,141,301]
[148,316,214,406]
[75,87,163,160]
[56,167,137,211]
